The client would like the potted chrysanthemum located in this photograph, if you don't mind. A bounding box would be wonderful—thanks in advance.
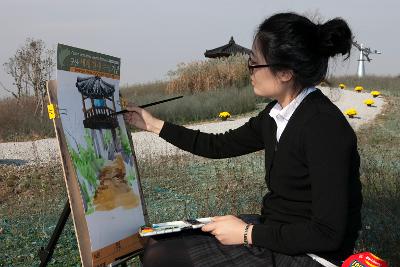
[219,111,231,121]
[363,99,375,107]
[345,108,357,118]
[371,91,381,98]
[354,86,363,93]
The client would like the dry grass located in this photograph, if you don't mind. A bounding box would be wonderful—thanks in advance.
[328,75,400,96]
[121,82,268,132]
[0,96,53,142]
[166,54,249,94]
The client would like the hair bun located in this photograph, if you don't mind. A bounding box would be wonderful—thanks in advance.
[317,18,352,58]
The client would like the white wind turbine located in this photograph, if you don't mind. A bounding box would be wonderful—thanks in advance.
[352,40,382,78]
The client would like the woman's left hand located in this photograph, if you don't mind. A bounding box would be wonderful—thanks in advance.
[201,215,252,245]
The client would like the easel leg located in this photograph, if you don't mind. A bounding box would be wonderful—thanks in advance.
[38,201,71,267]
[138,253,144,266]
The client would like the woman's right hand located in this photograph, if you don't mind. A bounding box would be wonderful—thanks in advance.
[123,105,165,135]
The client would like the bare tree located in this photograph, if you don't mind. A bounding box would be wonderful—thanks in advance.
[3,38,55,116]
[0,80,18,98]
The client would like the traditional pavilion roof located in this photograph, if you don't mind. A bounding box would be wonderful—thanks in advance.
[76,76,115,98]
[204,36,251,58]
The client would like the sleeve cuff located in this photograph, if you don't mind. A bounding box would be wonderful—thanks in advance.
[251,223,274,248]
[158,121,177,141]
[251,223,264,247]
[158,121,168,137]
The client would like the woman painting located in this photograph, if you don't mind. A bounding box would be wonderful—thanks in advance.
[125,12,363,267]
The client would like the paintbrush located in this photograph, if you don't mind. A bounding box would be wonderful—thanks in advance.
[112,95,183,116]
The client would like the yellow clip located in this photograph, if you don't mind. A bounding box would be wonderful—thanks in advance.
[47,103,59,119]
[120,96,128,109]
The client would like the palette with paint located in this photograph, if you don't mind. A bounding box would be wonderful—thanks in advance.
[139,217,213,237]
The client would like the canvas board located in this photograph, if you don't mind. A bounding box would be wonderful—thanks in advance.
[46,43,149,266]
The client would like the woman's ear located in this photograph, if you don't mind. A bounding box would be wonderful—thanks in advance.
[276,69,294,83]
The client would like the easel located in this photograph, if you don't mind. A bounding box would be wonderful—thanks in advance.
[41,75,183,266]
[41,79,149,267]
[37,202,144,267]
[38,201,71,267]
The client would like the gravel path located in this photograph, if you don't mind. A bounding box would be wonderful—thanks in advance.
[0,86,387,165]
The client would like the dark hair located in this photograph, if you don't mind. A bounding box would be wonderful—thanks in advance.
[253,12,353,90]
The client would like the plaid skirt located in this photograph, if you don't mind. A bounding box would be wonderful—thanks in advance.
[142,214,325,267]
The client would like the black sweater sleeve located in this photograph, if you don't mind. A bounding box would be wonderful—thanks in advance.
[251,112,356,254]
[157,109,266,159]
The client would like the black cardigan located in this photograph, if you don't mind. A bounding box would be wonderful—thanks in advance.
[158,88,363,264]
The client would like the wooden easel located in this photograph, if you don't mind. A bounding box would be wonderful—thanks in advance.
[37,200,145,267]
[41,80,150,266]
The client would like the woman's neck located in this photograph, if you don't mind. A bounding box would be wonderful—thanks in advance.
[275,87,303,108]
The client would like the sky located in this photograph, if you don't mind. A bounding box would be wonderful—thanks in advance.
[0,0,399,98]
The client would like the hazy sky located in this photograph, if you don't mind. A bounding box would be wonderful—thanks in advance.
[0,0,398,98]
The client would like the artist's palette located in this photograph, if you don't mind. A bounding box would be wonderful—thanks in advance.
[139,217,213,237]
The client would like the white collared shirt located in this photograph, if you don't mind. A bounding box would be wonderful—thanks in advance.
[269,86,317,142]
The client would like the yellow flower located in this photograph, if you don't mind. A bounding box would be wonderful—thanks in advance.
[344,108,357,118]
[371,91,381,97]
[218,111,231,119]
[339,83,346,89]
[363,99,375,106]
[354,86,364,92]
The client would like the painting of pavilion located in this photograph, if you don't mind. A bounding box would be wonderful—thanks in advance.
[76,75,121,160]
[55,44,146,260]
[74,75,139,214]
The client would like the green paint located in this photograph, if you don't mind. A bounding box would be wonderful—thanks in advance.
[118,128,132,155]
[103,129,112,147]
[126,167,136,187]
[67,129,105,214]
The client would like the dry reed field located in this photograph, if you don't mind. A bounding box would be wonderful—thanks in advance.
[166,54,250,94]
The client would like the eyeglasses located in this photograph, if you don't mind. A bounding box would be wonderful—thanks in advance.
[247,57,276,75]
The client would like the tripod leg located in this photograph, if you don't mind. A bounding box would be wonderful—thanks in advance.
[38,200,71,267]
